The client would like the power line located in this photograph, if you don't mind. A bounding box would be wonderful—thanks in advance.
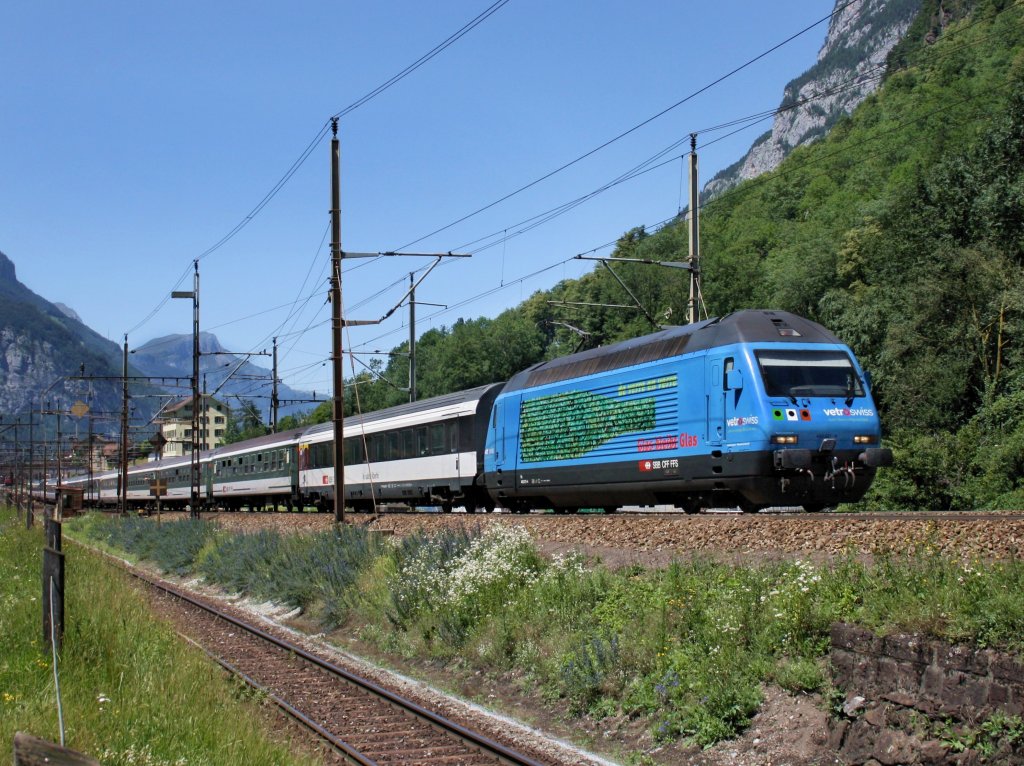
[391,1,857,253]
[353,70,1016,355]
[330,0,512,121]
[123,0,512,339]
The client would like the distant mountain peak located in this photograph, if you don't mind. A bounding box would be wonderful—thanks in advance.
[0,250,17,282]
[131,330,316,422]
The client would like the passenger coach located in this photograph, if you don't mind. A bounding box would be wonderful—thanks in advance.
[297,383,503,512]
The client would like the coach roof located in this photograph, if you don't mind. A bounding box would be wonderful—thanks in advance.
[300,382,504,441]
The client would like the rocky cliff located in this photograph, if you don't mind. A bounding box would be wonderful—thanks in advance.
[704,0,921,198]
[0,250,140,432]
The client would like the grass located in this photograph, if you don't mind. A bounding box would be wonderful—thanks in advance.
[68,511,1024,751]
[0,507,319,766]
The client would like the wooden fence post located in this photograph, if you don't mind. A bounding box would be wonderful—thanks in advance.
[13,732,100,765]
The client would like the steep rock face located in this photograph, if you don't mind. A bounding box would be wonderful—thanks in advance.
[0,249,137,429]
[704,0,920,198]
[0,252,17,282]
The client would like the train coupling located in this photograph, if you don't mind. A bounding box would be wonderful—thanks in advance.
[774,449,812,470]
[774,446,893,470]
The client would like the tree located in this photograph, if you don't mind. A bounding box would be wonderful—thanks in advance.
[222,399,268,444]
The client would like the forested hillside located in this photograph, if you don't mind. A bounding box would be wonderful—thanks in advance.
[315,0,1024,511]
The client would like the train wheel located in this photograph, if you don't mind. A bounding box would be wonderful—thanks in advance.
[738,499,763,514]
[680,499,701,515]
[802,503,827,513]
[441,500,454,513]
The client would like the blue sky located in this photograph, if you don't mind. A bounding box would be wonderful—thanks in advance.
[1,0,835,393]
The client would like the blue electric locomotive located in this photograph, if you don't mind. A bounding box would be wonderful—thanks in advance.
[483,310,892,513]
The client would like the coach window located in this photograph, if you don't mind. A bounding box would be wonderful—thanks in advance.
[416,427,428,456]
[429,424,445,456]
[386,431,399,461]
[449,421,458,453]
[402,429,414,460]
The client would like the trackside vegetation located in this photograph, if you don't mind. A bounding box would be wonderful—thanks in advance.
[70,514,1024,750]
[0,508,318,766]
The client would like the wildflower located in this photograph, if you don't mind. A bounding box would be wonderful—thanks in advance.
[97,694,111,704]
[2,692,15,702]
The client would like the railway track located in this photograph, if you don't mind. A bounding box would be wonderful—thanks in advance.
[119,565,552,766]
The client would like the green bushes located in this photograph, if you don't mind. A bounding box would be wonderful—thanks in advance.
[71,515,1024,750]
[76,514,214,576]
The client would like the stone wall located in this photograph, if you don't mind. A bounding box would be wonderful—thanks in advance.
[829,623,1024,765]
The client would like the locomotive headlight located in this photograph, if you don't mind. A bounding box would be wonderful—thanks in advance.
[853,435,878,445]
[770,435,798,445]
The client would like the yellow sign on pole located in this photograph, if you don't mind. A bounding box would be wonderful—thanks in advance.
[70,401,89,418]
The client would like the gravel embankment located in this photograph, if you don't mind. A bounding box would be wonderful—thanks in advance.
[156,510,1024,564]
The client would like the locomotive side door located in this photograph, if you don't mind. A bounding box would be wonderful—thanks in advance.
[487,394,518,495]
[706,355,727,446]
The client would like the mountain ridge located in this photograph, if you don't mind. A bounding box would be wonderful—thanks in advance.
[131,332,320,423]
[704,0,921,198]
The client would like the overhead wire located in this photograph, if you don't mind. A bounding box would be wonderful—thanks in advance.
[126,0,887,377]
[359,3,1022,315]
[392,0,1020,270]
[352,66,1017,354]
[123,0,514,339]
[150,2,1022,395]
[330,0,512,121]
[391,0,858,253]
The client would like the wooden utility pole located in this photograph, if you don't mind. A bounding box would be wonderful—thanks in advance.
[190,263,201,518]
[330,118,345,524]
[326,122,470,521]
[120,336,129,515]
[271,337,279,432]
[409,273,416,403]
[28,400,35,527]
[687,133,701,325]
[172,263,201,518]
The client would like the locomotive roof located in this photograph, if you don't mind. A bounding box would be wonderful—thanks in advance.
[503,310,843,393]
[301,382,504,439]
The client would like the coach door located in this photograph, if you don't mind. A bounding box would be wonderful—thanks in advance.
[706,355,728,446]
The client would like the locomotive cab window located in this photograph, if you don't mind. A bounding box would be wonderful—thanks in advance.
[755,350,864,399]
